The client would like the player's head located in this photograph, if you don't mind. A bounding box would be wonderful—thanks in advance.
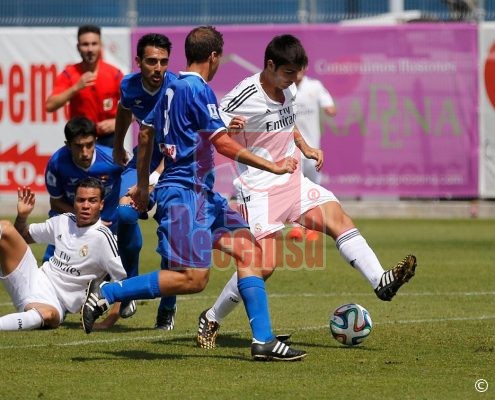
[185,26,223,81]
[264,35,308,70]
[136,33,172,91]
[74,177,104,227]
[77,25,102,65]
[64,116,97,170]
[263,35,308,90]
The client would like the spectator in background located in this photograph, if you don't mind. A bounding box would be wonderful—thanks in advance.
[287,68,337,241]
[45,25,123,148]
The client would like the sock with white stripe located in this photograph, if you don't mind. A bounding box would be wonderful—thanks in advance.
[336,228,384,289]
[207,272,240,323]
[238,276,274,343]
[0,308,44,330]
[101,271,161,304]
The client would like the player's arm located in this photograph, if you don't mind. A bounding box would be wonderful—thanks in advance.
[45,71,96,112]
[14,187,36,244]
[45,87,76,112]
[113,103,133,166]
[211,130,297,175]
[130,123,154,211]
[149,157,165,187]
[50,197,74,215]
[323,105,337,118]
[294,126,324,171]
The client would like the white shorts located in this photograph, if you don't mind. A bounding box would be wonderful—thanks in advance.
[0,247,64,323]
[236,175,339,239]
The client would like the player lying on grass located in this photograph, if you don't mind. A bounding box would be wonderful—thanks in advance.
[0,178,127,331]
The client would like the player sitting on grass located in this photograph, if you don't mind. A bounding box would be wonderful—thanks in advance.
[0,178,128,331]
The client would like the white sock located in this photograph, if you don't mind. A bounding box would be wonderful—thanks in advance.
[207,272,241,324]
[336,229,384,288]
[0,308,44,331]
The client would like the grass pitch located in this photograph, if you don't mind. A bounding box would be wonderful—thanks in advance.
[0,218,494,399]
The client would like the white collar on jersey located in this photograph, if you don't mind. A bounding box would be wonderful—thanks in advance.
[179,71,206,83]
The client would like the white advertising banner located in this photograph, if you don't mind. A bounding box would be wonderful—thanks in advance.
[480,23,495,198]
[0,27,130,193]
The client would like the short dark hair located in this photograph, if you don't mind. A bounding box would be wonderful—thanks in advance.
[264,34,308,70]
[185,26,223,65]
[77,25,101,39]
[75,177,105,200]
[137,33,172,58]
[64,116,97,143]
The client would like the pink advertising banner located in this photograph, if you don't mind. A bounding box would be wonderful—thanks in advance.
[132,24,478,198]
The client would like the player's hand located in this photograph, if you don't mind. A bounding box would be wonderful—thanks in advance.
[228,116,246,134]
[304,147,324,171]
[102,220,112,228]
[129,185,150,212]
[17,186,35,217]
[113,146,129,167]
[93,304,120,330]
[76,71,96,90]
[96,119,116,135]
[271,156,298,175]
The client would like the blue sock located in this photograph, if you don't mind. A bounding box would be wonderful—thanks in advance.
[237,276,274,343]
[117,205,142,278]
[102,271,161,304]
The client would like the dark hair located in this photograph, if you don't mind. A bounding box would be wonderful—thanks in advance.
[264,34,308,70]
[75,177,105,200]
[77,25,101,39]
[137,33,172,58]
[64,116,97,143]
[185,26,223,65]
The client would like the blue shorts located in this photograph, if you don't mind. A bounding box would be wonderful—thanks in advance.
[153,186,249,268]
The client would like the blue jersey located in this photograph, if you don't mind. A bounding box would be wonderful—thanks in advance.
[45,144,123,224]
[120,71,177,171]
[143,72,225,191]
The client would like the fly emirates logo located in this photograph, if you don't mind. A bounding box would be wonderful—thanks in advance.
[265,106,296,132]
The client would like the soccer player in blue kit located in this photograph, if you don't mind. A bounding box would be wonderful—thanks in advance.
[113,33,178,328]
[82,26,307,361]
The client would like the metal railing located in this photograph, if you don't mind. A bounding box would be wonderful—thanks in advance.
[0,0,489,26]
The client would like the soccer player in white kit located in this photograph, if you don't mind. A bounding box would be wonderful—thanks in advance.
[196,34,417,349]
[0,178,127,331]
[287,68,337,241]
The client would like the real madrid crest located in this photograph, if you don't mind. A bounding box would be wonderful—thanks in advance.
[79,245,89,257]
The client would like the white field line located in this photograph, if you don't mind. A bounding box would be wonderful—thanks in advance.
[0,290,494,308]
[1,314,495,351]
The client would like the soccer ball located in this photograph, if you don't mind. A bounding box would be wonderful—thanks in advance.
[329,303,373,346]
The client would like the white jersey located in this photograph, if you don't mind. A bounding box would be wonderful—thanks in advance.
[28,213,126,314]
[296,76,334,148]
[220,73,298,196]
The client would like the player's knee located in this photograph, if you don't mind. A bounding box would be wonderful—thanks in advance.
[184,270,209,293]
[117,204,139,225]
